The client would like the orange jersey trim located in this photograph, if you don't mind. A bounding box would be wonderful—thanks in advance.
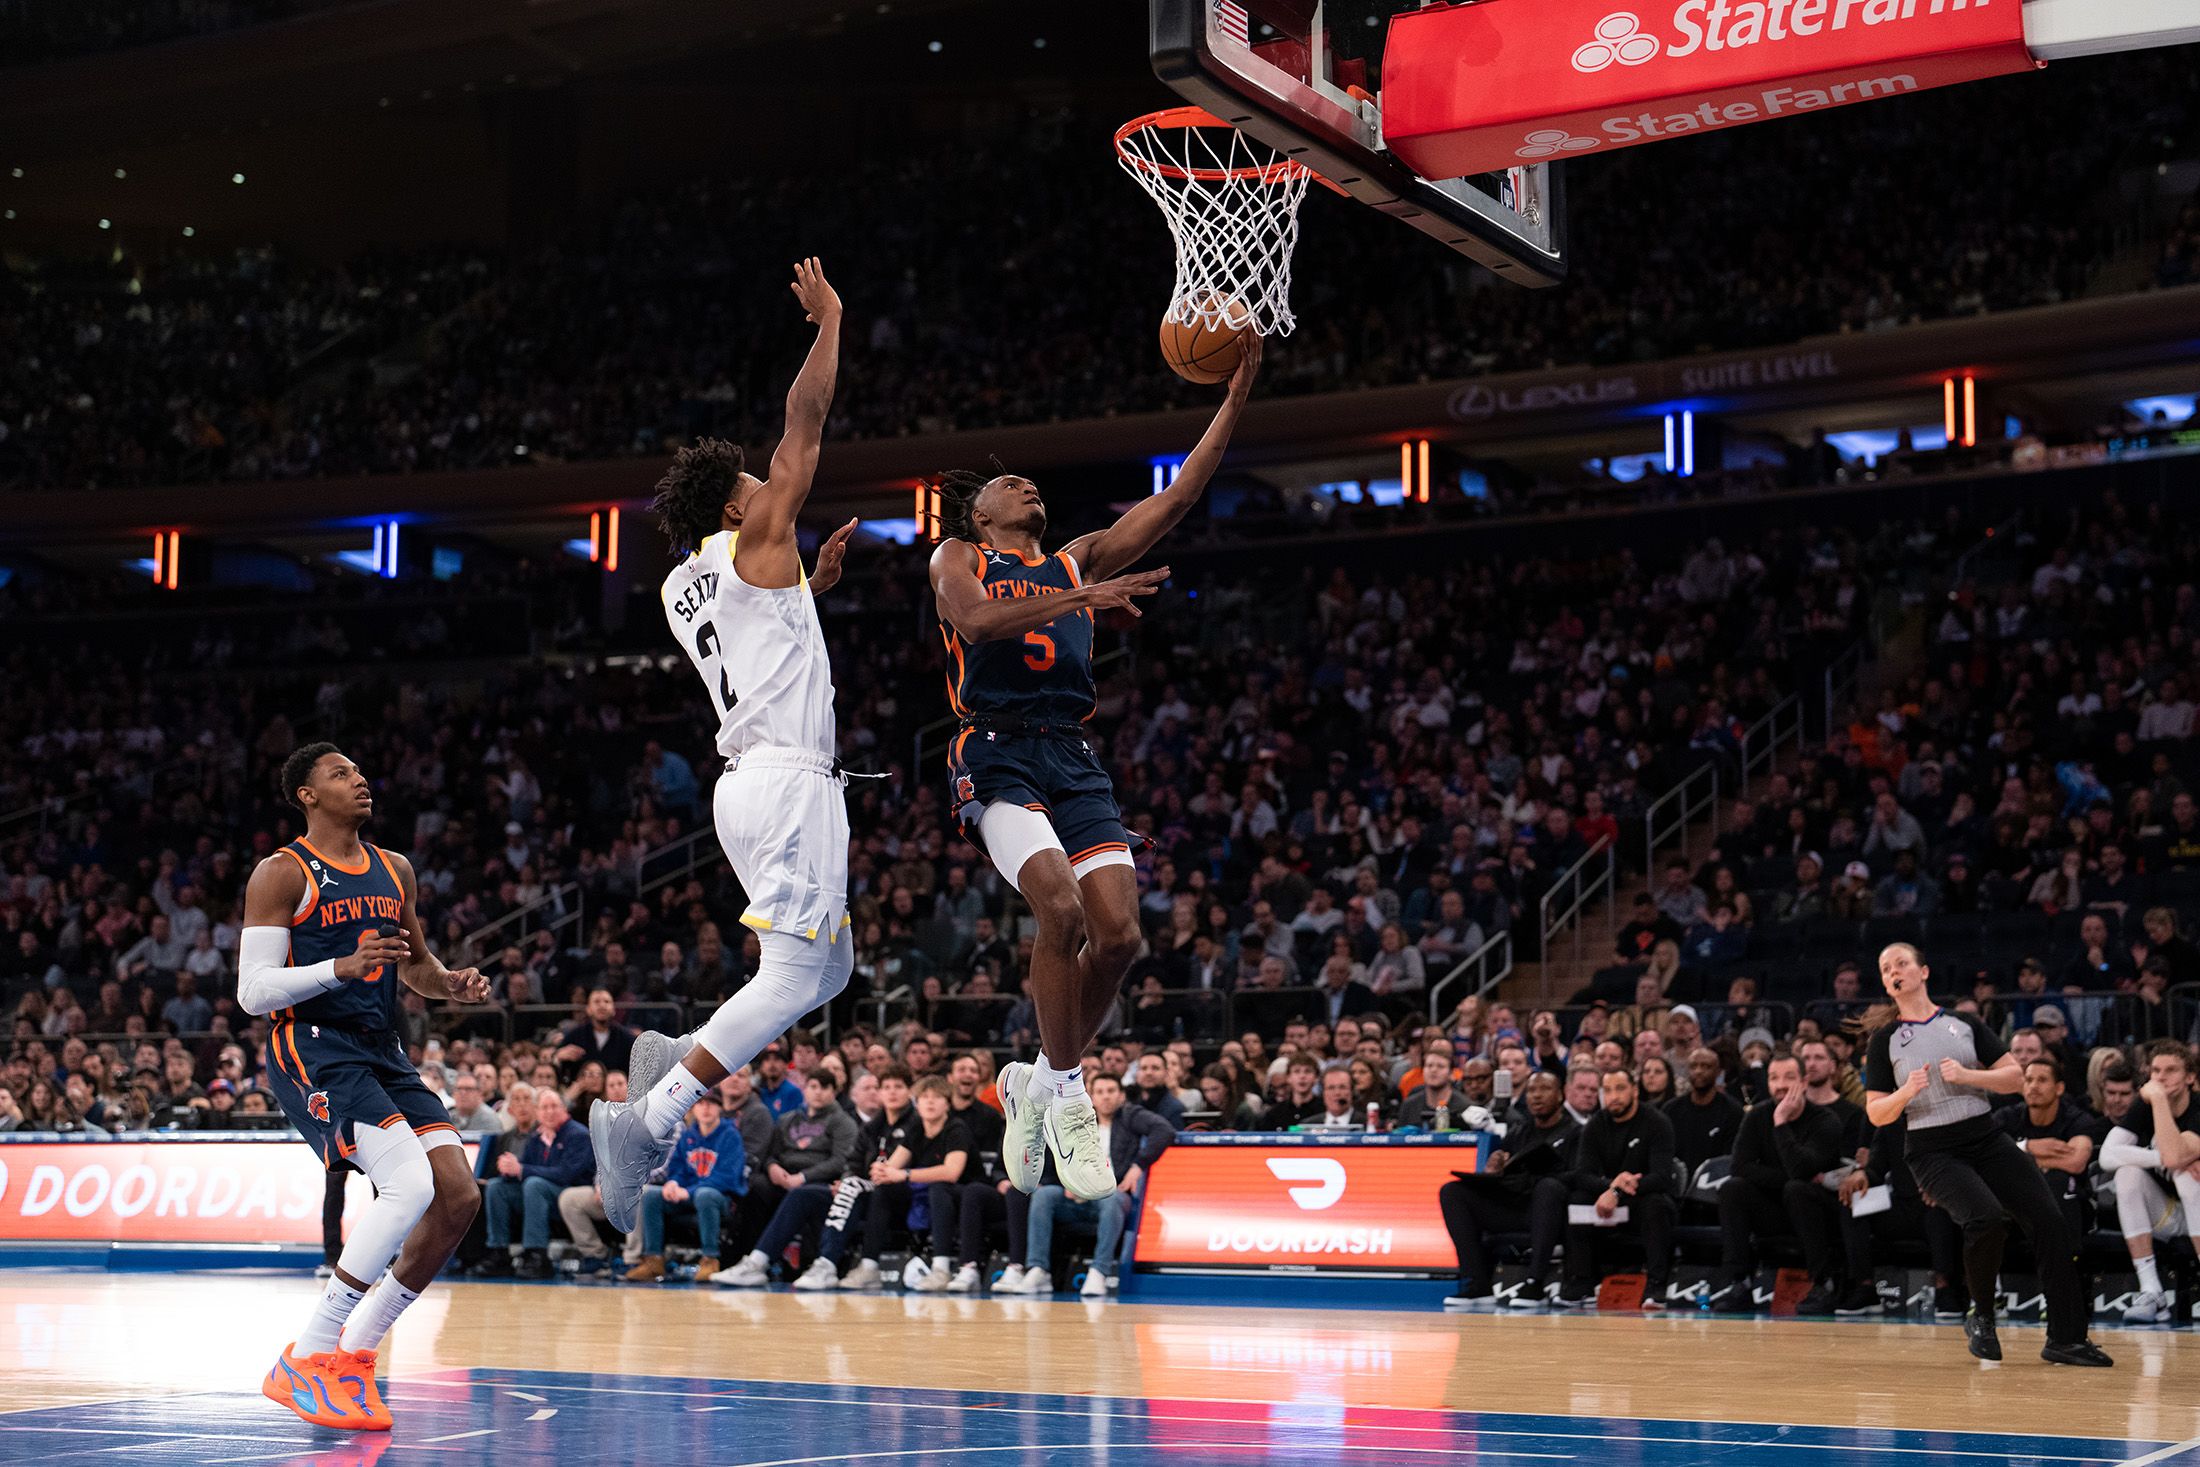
[281,848,319,927]
[297,837,372,877]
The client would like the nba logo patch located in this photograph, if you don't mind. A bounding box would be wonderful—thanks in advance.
[307,1091,331,1123]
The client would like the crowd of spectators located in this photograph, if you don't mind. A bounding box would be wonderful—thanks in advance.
[6,47,2198,491]
[0,0,363,65]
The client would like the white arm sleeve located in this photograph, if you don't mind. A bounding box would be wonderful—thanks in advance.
[2099,1125,2160,1173]
[236,926,342,1016]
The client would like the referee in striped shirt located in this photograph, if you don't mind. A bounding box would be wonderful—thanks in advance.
[1861,943,2112,1367]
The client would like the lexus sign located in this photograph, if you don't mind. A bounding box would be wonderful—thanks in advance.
[1382,0,2037,182]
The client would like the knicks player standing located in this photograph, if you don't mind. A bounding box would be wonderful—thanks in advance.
[591,258,862,1232]
[241,741,491,1431]
[930,335,1260,1201]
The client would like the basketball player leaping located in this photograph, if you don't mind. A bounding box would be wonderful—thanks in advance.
[930,334,1260,1201]
[241,742,492,1432]
[592,258,863,1233]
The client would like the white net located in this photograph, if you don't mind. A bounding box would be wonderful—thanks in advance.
[1116,110,1313,339]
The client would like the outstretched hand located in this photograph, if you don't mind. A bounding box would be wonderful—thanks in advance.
[1227,330,1263,398]
[811,517,859,594]
[1085,566,1171,618]
[790,257,841,324]
[445,967,490,1003]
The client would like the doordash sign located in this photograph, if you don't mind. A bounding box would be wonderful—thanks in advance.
[1381,0,2037,181]
[1133,1136,1480,1274]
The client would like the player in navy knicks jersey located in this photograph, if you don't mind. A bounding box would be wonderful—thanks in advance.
[237,742,492,1430]
[927,332,1260,1203]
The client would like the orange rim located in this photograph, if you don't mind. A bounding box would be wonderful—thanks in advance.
[1114,106,1309,186]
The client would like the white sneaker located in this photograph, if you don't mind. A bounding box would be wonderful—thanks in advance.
[995,1264,1027,1293]
[947,1263,980,1293]
[997,1062,1046,1193]
[1044,1094,1116,1201]
[1012,1267,1054,1295]
[791,1258,841,1292]
[714,1254,771,1288]
[839,1258,884,1291]
[2124,1289,2170,1325]
[1106,1273,1119,1291]
[1080,1269,1109,1299]
[906,1256,953,1293]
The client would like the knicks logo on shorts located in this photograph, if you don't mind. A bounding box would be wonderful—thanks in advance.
[307,1091,331,1124]
[956,776,976,804]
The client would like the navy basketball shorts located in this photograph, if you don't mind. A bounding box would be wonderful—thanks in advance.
[266,1021,457,1171]
[948,727,1130,876]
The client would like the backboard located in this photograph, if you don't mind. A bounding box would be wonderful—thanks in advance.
[1149,0,1568,287]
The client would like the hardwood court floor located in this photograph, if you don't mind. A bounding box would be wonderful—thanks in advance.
[2,1272,2197,1464]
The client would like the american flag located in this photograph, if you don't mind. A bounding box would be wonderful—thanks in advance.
[1217,0,1249,47]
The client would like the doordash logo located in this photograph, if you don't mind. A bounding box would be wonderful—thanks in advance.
[1264,1157,1347,1210]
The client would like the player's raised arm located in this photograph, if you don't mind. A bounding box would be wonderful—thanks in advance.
[235,852,406,1016]
[1065,332,1260,581]
[929,539,1169,645]
[740,260,844,580]
[384,849,490,1004]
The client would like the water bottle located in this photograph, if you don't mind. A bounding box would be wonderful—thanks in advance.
[1434,1102,1451,1133]
[1366,1101,1381,1134]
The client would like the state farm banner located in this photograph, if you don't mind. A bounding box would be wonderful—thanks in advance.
[1133,1134,1484,1276]
[1382,0,2037,182]
[0,1135,472,1249]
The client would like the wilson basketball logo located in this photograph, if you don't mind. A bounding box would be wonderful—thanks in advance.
[1517,128,1603,159]
[1573,12,1660,72]
[306,1091,331,1124]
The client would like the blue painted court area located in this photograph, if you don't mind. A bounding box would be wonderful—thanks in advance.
[3,1368,2197,1467]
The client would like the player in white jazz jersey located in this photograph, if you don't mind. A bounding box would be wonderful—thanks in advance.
[591,258,861,1232]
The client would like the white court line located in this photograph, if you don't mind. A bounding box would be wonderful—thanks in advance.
[0,1426,313,1443]
[431,1381,2137,1461]
[725,1445,1570,1467]
[506,1390,549,1403]
[453,1372,2172,1452]
[419,1428,501,1443]
[527,1408,558,1422]
[2120,1438,2200,1467]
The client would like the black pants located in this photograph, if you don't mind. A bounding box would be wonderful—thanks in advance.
[321,1170,347,1266]
[1563,1192,1677,1293]
[1439,1176,1567,1294]
[1908,1128,2088,1346]
[1825,1189,1959,1290]
[1784,1180,1849,1284]
[930,1181,1028,1270]
[1717,1181,1800,1281]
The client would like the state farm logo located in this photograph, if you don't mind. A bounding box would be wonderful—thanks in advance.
[1573,12,1660,71]
[1517,128,1601,159]
[1265,1157,1345,1210]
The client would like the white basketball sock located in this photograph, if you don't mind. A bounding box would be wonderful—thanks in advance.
[1031,1054,1086,1103]
[645,1062,711,1142]
[2135,1253,2163,1296]
[296,1277,367,1356]
[340,1274,420,1353]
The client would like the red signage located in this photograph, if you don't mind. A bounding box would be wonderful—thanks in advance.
[1382,0,2037,181]
[1133,1139,1479,1274]
[0,1138,473,1247]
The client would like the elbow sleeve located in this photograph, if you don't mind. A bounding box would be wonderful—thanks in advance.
[237,926,341,1015]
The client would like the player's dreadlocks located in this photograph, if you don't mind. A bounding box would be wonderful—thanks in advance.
[651,438,746,556]
[936,456,1007,543]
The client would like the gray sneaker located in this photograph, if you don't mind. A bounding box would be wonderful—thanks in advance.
[627,1030,690,1100]
[590,1097,672,1234]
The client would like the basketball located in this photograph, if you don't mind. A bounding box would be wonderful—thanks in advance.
[1158,296,1251,384]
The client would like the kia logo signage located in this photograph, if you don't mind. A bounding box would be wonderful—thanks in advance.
[1449,376,1639,420]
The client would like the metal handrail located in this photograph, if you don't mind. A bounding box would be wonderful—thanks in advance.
[637,826,721,904]
[1537,836,1617,967]
[456,881,582,967]
[1822,637,1868,735]
[1642,764,1720,873]
[1427,928,1514,1022]
[1739,694,1803,786]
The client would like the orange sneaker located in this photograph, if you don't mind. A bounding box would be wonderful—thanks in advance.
[261,1342,393,1431]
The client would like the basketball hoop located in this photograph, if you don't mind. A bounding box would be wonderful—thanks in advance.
[1115,106,1314,338]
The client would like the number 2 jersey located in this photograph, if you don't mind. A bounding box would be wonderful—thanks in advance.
[662,530,837,761]
[939,543,1096,725]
